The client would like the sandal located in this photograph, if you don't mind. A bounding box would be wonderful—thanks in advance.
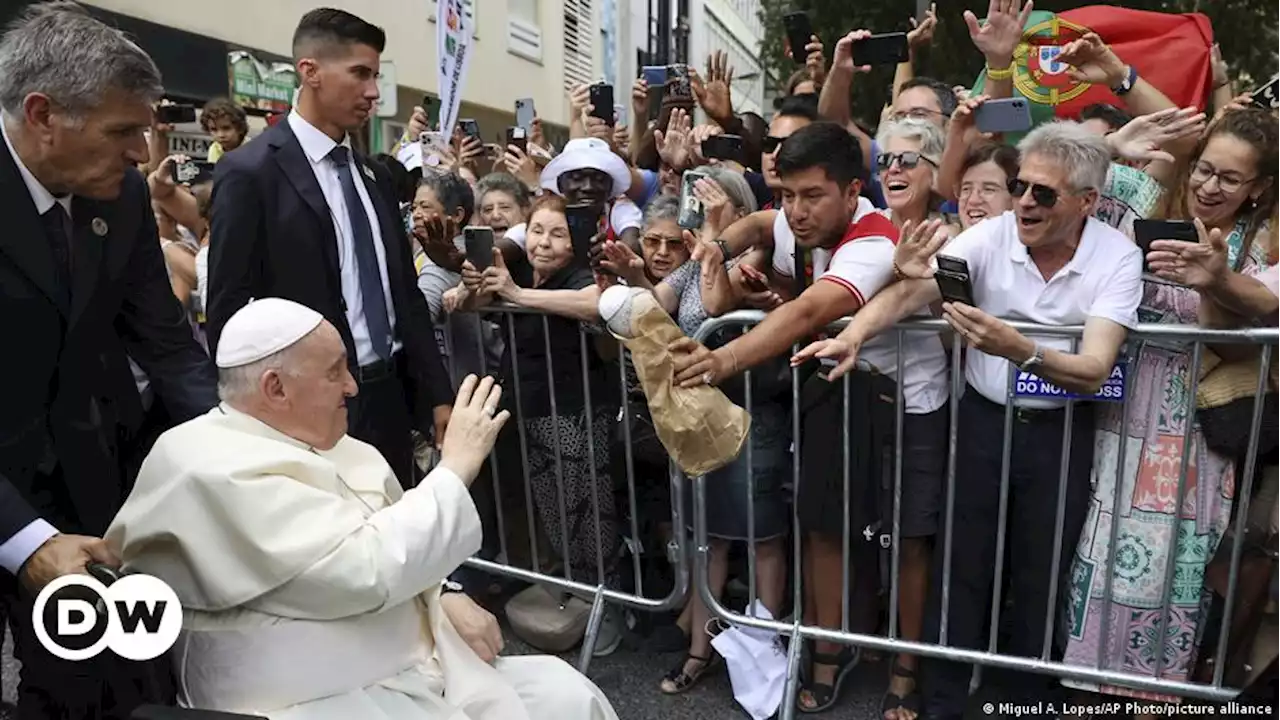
[797,645,859,714]
[880,660,922,720]
[659,651,717,694]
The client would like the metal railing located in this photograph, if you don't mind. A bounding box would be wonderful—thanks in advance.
[437,305,689,674]
[685,310,1277,718]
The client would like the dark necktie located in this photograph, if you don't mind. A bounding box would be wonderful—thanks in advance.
[42,203,73,305]
[328,146,392,361]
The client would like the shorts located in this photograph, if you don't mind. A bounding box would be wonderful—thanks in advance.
[796,370,948,539]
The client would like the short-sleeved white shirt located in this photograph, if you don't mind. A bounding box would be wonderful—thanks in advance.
[771,199,950,414]
[939,211,1142,408]
[505,198,642,250]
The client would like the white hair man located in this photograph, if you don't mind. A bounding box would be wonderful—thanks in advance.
[794,121,1142,719]
[107,298,619,719]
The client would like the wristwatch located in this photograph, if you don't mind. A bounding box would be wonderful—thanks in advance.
[714,238,732,264]
[1018,343,1045,372]
[1111,65,1138,96]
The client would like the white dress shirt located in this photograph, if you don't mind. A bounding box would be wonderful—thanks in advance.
[939,211,1143,408]
[0,120,66,573]
[288,111,400,367]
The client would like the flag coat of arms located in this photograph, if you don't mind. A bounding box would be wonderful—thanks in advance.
[974,7,1214,128]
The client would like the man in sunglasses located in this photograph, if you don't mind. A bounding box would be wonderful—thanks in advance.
[792,120,1143,719]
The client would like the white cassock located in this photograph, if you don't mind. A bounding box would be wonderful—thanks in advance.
[106,404,618,720]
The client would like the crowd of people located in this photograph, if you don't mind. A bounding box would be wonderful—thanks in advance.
[0,0,1275,719]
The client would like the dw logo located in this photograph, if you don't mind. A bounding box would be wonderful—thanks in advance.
[32,574,182,661]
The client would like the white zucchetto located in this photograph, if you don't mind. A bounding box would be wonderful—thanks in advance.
[216,298,324,369]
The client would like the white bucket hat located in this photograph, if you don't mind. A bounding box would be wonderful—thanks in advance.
[539,137,631,197]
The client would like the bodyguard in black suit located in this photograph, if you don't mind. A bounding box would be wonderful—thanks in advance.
[0,4,217,717]
[208,8,453,489]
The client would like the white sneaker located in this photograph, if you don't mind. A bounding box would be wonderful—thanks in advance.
[591,606,625,657]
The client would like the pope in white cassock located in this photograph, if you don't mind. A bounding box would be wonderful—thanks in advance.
[105,298,619,719]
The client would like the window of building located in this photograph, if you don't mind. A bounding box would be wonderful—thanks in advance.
[563,0,594,90]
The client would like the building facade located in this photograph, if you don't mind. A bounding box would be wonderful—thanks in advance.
[2,0,602,154]
[614,0,766,120]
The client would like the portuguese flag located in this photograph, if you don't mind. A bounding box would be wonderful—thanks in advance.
[973,7,1214,126]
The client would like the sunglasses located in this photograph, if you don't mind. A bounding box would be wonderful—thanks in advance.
[762,135,786,154]
[1007,177,1062,208]
[876,152,936,171]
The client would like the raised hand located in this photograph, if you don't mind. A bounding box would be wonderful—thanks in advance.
[599,240,648,286]
[693,50,734,125]
[693,178,736,239]
[654,108,693,171]
[502,144,540,189]
[832,30,873,75]
[908,4,939,50]
[803,35,826,86]
[894,218,949,280]
[438,375,510,484]
[1107,107,1206,164]
[1057,32,1127,87]
[965,0,1033,67]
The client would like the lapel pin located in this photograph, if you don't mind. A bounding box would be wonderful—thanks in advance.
[91,218,108,237]
[360,164,375,182]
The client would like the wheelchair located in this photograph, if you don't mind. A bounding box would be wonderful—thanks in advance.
[82,564,267,720]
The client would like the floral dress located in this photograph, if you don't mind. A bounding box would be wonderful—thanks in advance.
[1061,165,1272,699]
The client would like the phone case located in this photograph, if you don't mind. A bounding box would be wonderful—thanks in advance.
[589,85,615,124]
[678,171,708,230]
[515,99,535,129]
[935,271,974,306]
[1133,219,1197,254]
[935,254,969,275]
[783,13,813,64]
[702,135,743,161]
[464,228,494,270]
[852,33,909,67]
[974,99,1033,134]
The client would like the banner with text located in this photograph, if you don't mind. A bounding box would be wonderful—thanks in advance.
[435,0,474,138]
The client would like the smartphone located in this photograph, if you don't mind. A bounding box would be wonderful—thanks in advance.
[419,131,448,168]
[642,65,668,122]
[678,170,709,230]
[463,226,495,271]
[458,118,481,143]
[1133,219,1198,256]
[505,126,528,153]
[565,202,601,266]
[973,97,1033,134]
[588,84,615,125]
[170,160,216,186]
[934,254,975,306]
[783,12,814,65]
[422,95,440,129]
[515,97,536,129]
[852,32,910,67]
[702,134,743,163]
[156,104,197,125]
[665,64,693,101]
[1250,75,1279,110]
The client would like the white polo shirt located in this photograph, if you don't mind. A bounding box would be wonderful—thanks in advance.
[771,199,950,415]
[939,211,1142,408]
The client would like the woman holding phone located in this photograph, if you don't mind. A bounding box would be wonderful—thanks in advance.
[455,194,627,654]
[1060,107,1276,705]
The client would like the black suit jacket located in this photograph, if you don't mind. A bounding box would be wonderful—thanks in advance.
[206,120,452,428]
[0,150,218,542]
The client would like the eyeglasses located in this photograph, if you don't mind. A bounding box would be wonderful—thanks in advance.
[1007,177,1062,208]
[1190,161,1256,195]
[641,234,684,250]
[762,135,786,154]
[890,108,947,122]
[876,152,937,171]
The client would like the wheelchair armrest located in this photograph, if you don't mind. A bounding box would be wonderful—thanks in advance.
[131,706,269,720]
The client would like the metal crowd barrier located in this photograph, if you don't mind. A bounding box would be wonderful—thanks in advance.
[437,305,689,674]
[687,310,1277,718]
